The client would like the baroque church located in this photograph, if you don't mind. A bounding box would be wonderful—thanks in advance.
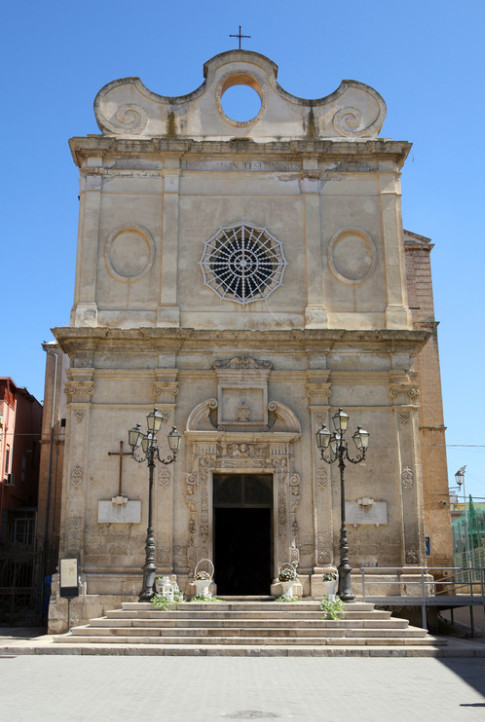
[37,50,453,631]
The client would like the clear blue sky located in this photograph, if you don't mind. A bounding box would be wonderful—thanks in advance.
[2,0,484,499]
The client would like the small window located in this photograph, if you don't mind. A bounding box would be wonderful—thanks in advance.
[13,514,35,545]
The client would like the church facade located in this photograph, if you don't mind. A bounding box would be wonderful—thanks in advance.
[41,51,452,631]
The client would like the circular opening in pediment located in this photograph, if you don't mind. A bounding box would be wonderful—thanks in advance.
[217,73,266,126]
[221,85,262,122]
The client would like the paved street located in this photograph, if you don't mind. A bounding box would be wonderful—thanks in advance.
[1,656,484,722]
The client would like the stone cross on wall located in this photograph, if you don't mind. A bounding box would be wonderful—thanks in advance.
[108,441,132,497]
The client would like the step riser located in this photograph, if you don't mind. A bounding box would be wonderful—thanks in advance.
[120,603,377,612]
[56,636,438,646]
[72,624,426,639]
[84,620,409,630]
[106,611,392,621]
[72,628,426,639]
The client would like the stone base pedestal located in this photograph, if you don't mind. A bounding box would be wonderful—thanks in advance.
[47,573,138,634]
[271,580,303,598]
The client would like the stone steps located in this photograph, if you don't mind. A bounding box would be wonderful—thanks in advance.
[61,634,439,647]
[106,609,393,621]
[67,628,426,644]
[83,617,409,630]
[71,624,423,638]
[122,601,378,612]
[53,599,446,655]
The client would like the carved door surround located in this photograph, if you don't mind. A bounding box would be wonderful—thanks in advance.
[184,395,301,578]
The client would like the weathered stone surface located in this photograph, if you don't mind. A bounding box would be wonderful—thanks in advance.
[42,51,452,631]
[97,500,141,524]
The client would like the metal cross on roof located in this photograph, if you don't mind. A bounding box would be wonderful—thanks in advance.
[229,25,251,49]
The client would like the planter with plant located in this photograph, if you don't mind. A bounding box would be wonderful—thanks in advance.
[193,559,214,598]
[278,563,298,599]
[321,568,338,599]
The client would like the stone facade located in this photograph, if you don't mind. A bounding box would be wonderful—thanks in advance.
[42,50,452,631]
[403,231,452,566]
[37,343,69,574]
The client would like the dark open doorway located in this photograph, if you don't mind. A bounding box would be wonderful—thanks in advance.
[213,474,273,595]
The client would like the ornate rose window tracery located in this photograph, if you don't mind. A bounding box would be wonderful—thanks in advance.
[199,223,287,305]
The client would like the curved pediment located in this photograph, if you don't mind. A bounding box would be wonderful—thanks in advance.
[186,398,218,431]
[186,397,300,434]
[267,401,301,433]
[94,50,386,140]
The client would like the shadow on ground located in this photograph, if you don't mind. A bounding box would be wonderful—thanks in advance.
[438,658,485,703]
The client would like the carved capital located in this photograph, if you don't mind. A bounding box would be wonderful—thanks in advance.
[388,372,420,406]
[65,381,94,404]
[306,383,331,405]
[153,382,179,404]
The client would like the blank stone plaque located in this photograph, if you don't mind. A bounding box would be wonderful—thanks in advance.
[345,501,387,527]
[98,500,141,524]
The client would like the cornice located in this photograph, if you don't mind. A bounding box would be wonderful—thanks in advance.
[52,326,430,355]
[69,136,411,170]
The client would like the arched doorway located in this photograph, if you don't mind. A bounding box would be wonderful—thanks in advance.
[213,473,273,595]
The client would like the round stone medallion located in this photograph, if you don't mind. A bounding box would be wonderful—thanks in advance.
[328,229,375,285]
[105,226,154,282]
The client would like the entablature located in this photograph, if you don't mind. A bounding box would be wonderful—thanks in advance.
[69,136,412,171]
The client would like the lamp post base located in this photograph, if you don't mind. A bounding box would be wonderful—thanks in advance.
[139,564,156,602]
[337,565,355,602]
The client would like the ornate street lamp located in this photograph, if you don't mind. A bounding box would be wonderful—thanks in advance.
[316,409,369,601]
[128,409,182,601]
[455,466,472,564]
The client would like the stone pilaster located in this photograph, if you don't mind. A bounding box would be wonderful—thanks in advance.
[302,161,327,328]
[157,160,181,326]
[388,370,425,565]
[379,172,412,329]
[152,370,179,573]
[71,171,102,326]
[62,368,94,561]
[306,371,334,575]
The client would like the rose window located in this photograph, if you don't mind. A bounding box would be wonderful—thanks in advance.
[199,224,287,305]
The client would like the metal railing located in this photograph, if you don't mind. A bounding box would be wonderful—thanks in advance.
[0,544,44,626]
[359,566,485,632]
